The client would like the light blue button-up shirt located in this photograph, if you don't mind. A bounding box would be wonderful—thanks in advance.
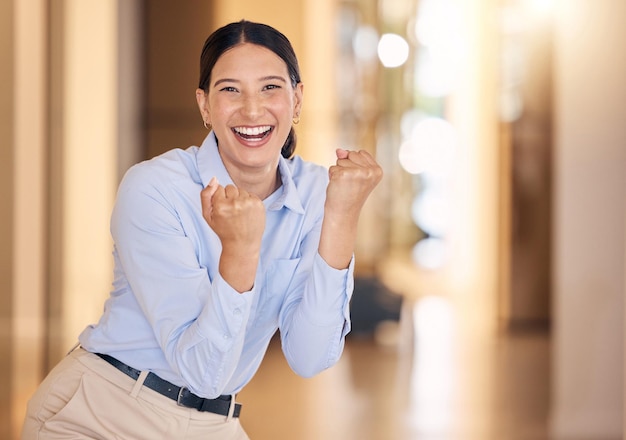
[79,133,354,398]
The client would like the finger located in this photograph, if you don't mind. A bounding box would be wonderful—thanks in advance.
[346,150,376,166]
[336,148,350,160]
[201,177,221,206]
[201,178,223,220]
[354,149,378,166]
[213,184,226,198]
[336,150,368,168]
[205,176,220,198]
[224,184,239,198]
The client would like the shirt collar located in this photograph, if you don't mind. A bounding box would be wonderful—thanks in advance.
[196,132,233,188]
[272,155,305,214]
[195,132,305,215]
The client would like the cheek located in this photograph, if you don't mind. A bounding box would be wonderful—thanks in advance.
[269,97,295,118]
[207,99,232,121]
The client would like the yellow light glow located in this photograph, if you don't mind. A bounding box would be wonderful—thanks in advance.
[413,0,466,96]
[412,190,452,237]
[378,33,410,68]
[414,0,462,51]
[408,295,458,433]
[412,237,449,270]
[353,25,379,62]
[529,0,553,14]
[398,117,458,175]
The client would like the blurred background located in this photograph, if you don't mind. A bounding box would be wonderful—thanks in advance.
[1,0,624,439]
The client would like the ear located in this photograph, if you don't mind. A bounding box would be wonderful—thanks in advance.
[195,88,210,124]
[293,82,304,118]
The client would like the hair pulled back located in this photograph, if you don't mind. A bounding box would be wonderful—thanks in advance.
[199,20,302,159]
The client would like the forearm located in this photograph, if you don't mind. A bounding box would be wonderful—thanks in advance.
[280,254,353,377]
[318,209,360,270]
[168,274,253,397]
[219,245,259,293]
[319,148,382,268]
[203,179,265,293]
[282,318,346,377]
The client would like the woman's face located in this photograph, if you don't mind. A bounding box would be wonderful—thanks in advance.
[196,43,303,177]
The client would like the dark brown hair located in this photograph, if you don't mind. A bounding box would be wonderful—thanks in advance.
[199,20,302,158]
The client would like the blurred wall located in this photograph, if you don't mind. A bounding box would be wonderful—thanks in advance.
[550,0,626,437]
[52,0,118,361]
[144,0,214,159]
[4,1,127,439]
[0,1,15,437]
[4,1,48,439]
[506,8,553,326]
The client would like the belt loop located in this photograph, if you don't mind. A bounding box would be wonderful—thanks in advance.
[130,370,149,398]
[226,394,236,421]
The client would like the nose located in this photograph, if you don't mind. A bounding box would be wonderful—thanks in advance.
[241,94,263,120]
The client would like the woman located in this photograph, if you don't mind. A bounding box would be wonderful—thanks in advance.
[22,20,382,439]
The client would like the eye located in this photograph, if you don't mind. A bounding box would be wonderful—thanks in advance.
[263,84,281,91]
[220,86,238,92]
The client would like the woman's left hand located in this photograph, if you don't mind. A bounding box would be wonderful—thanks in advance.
[318,148,382,269]
[325,148,383,217]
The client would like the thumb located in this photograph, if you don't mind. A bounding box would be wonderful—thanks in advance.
[207,177,219,196]
[202,177,220,208]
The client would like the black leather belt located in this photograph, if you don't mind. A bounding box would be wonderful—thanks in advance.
[95,353,241,418]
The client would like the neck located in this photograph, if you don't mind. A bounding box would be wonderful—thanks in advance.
[227,165,282,200]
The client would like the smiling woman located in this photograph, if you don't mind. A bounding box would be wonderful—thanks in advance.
[195,42,303,199]
[21,19,382,440]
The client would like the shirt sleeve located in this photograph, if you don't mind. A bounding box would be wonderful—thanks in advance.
[278,222,355,378]
[111,166,253,397]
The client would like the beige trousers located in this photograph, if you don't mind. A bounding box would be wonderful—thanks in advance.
[21,348,249,440]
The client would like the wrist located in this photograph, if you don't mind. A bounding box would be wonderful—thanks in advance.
[219,247,259,293]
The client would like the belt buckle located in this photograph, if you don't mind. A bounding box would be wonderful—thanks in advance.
[177,387,188,407]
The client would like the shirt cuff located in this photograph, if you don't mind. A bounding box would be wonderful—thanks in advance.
[302,253,354,327]
[196,273,254,352]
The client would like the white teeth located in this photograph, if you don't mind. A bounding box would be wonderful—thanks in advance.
[234,126,271,136]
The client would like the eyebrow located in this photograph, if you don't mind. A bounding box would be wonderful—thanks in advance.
[213,75,288,88]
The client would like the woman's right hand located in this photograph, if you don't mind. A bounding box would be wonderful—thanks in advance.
[201,177,266,292]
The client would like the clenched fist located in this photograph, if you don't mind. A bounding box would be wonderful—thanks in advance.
[325,148,383,216]
[319,148,383,270]
[200,177,266,292]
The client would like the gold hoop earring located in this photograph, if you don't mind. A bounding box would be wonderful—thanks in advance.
[292,116,300,125]
[204,120,211,130]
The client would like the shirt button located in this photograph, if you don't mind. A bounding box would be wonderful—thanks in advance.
[223,333,230,340]
[233,308,242,316]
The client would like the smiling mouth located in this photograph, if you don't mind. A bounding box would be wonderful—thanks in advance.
[232,126,273,141]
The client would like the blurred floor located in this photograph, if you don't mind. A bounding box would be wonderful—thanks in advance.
[238,296,550,440]
[7,297,550,440]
